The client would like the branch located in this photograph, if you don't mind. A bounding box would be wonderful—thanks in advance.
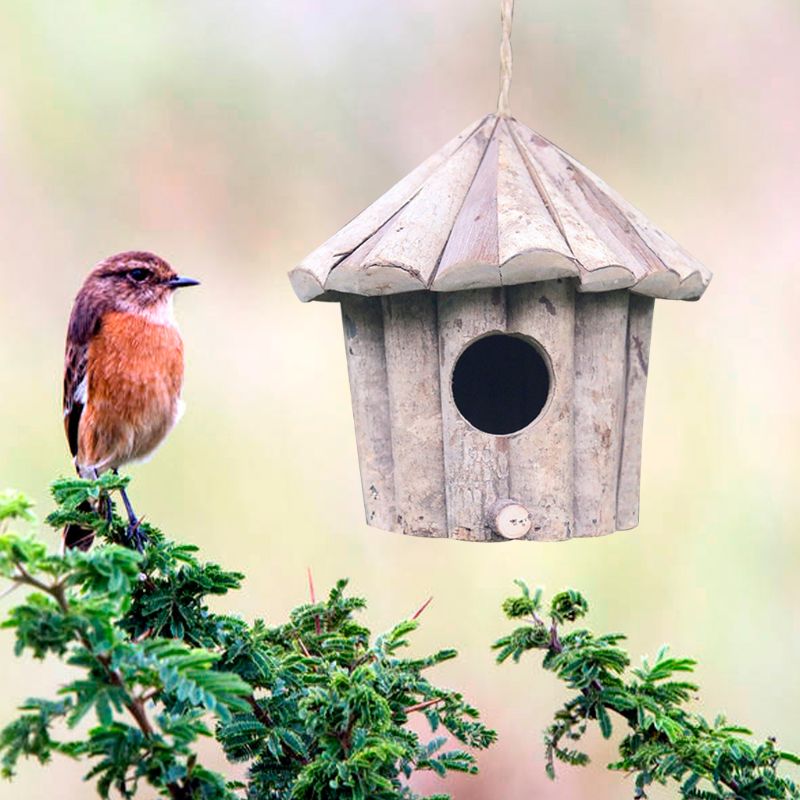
[246,695,273,728]
[404,698,443,715]
[11,561,53,595]
[543,618,744,799]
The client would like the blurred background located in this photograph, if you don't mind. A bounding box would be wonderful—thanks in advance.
[1,1,798,797]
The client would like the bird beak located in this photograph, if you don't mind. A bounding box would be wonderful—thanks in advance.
[166,276,201,289]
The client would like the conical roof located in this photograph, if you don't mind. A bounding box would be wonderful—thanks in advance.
[289,114,711,302]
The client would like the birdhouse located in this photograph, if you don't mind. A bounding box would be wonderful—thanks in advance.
[289,113,710,542]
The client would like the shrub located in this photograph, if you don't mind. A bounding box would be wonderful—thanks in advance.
[494,581,800,800]
[0,476,495,799]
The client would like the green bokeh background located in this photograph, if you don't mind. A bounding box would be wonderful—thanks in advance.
[1,2,798,798]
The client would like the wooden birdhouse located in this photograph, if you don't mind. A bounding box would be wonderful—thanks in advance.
[289,10,710,542]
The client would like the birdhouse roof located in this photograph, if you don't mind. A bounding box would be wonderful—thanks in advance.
[289,114,711,302]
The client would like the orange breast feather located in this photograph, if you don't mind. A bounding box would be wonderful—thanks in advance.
[78,311,184,472]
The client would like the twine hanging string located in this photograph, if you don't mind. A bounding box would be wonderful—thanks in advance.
[497,0,515,116]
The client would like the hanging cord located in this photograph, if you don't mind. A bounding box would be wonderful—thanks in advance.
[497,0,515,116]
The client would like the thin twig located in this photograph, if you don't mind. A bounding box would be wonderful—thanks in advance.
[12,561,52,595]
[307,567,321,635]
[404,698,443,715]
[411,596,433,621]
[246,695,273,727]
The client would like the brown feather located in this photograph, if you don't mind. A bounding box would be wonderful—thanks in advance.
[77,311,184,472]
[63,290,107,457]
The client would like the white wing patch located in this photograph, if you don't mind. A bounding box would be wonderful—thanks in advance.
[75,375,88,405]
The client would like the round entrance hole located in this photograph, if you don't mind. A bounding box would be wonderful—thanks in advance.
[451,334,551,435]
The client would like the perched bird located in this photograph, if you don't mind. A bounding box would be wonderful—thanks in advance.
[62,251,199,550]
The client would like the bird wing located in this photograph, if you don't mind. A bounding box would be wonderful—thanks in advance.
[63,340,88,457]
[63,293,104,458]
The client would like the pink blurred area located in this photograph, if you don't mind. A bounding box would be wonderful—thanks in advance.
[1,2,798,798]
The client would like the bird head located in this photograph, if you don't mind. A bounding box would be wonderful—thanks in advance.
[86,251,200,312]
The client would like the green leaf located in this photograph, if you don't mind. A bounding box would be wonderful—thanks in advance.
[498,582,800,799]
[597,704,612,739]
[0,490,36,524]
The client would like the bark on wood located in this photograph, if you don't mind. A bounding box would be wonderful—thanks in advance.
[340,297,396,531]
[437,288,509,540]
[381,293,448,537]
[572,291,630,537]
[616,294,655,530]
[506,280,575,541]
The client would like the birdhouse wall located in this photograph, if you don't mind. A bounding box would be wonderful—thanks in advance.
[340,282,654,541]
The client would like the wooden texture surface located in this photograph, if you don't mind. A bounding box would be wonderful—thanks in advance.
[381,293,448,537]
[616,294,655,529]
[437,288,509,541]
[434,124,502,291]
[496,121,577,285]
[487,499,532,539]
[291,113,710,303]
[291,116,487,301]
[506,280,575,541]
[572,291,630,537]
[342,286,655,542]
[340,296,396,531]
[366,118,496,293]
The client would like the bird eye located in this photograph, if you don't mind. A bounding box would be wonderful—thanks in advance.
[128,268,151,282]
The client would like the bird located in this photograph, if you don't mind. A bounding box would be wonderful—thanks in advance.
[62,251,199,551]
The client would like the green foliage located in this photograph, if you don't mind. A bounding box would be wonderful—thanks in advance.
[494,582,800,799]
[216,582,495,800]
[0,479,494,799]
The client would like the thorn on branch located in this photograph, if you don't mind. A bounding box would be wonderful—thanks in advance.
[307,567,321,635]
[411,596,433,620]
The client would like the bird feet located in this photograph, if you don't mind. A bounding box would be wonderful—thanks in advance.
[124,519,148,553]
[99,494,114,528]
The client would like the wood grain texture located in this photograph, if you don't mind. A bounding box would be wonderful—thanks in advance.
[290,116,487,301]
[506,280,575,541]
[326,213,409,296]
[511,122,641,291]
[433,127,501,291]
[339,284,657,542]
[381,293,448,537]
[572,291,630,537]
[340,297,396,531]
[616,294,655,530]
[497,119,578,285]
[558,148,712,299]
[363,117,496,292]
[487,499,532,539]
[437,288,509,540]
[290,114,710,303]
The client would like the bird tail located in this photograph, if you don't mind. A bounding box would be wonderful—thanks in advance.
[62,499,96,551]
